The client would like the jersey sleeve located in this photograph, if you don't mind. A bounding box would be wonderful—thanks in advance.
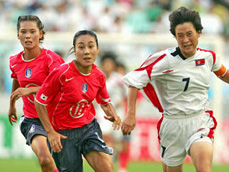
[35,68,62,106]
[122,52,168,89]
[122,70,149,89]
[212,54,221,71]
[10,67,17,79]
[9,56,17,79]
[95,75,111,105]
[46,50,65,72]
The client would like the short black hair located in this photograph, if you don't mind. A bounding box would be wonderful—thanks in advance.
[169,7,203,36]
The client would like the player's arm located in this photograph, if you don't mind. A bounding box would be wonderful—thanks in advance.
[8,79,20,125]
[100,103,121,130]
[214,64,229,83]
[121,86,138,135]
[34,100,67,153]
[9,79,20,105]
[219,70,229,83]
[11,86,40,100]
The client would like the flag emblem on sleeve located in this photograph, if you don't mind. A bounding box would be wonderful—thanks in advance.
[195,59,205,66]
[40,94,48,101]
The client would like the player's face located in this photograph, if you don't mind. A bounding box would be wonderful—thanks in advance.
[17,21,42,50]
[74,34,99,67]
[175,22,200,58]
[102,58,116,75]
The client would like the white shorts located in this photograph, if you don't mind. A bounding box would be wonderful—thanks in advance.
[158,110,217,166]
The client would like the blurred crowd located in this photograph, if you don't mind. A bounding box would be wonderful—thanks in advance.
[1,0,229,94]
[1,0,229,36]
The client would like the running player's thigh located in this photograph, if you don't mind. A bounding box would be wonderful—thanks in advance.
[31,135,51,157]
[162,162,183,172]
[190,141,213,171]
[162,162,167,172]
[167,165,183,172]
[85,151,113,172]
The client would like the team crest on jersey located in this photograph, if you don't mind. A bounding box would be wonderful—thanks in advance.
[195,59,205,66]
[82,83,88,93]
[25,68,32,78]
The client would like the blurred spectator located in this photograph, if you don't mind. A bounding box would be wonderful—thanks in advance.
[111,0,132,17]
[76,7,96,30]
[34,3,57,31]
[0,0,228,36]
[97,51,129,172]
[97,6,115,32]
[1,0,229,92]
[26,0,42,13]
[201,5,224,34]
[126,5,152,33]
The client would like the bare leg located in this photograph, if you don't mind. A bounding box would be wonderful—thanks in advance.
[85,151,114,172]
[162,162,183,172]
[190,141,213,172]
[31,135,57,172]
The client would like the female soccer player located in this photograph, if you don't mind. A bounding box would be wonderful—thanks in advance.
[34,30,121,172]
[121,7,229,172]
[8,15,64,172]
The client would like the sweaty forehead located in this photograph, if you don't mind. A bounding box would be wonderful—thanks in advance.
[175,22,195,34]
[76,35,96,44]
[19,21,38,30]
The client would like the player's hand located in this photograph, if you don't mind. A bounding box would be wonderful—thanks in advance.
[47,131,67,153]
[101,103,122,130]
[121,115,136,135]
[8,107,18,125]
[104,115,122,130]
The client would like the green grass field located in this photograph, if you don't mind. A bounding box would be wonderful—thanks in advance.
[0,159,228,172]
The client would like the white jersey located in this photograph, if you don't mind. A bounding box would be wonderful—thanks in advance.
[122,47,222,117]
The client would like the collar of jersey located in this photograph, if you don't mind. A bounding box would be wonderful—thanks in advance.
[171,47,186,60]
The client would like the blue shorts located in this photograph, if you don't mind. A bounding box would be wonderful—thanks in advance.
[19,116,47,145]
[52,118,113,172]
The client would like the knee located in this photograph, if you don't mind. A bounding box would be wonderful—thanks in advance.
[195,165,211,172]
[93,158,113,172]
[99,161,113,172]
[194,158,212,172]
[38,155,54,168]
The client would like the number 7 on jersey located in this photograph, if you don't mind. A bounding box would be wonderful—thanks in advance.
[182,77,190,91]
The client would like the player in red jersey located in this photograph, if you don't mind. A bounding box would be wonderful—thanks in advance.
[8,15,64,172]
[34,30,121,172]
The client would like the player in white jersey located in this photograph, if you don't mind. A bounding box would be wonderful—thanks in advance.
[121,7,229,172]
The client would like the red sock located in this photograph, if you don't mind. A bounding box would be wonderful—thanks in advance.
[118,151,129,169]
[52,168,59,172]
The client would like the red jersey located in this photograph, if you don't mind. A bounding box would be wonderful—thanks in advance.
[35,61,111,131]
[10,48,64,118]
